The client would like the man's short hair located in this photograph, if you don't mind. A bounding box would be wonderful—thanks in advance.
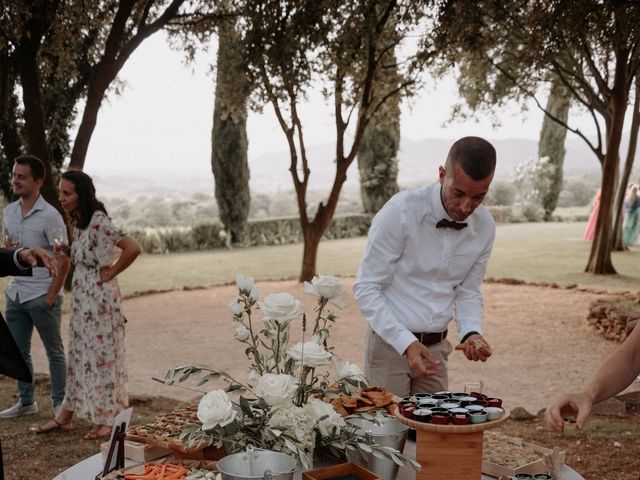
[446,137,496,181]
[14,155,46,181]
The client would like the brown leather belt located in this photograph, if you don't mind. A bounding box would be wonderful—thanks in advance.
[413,330,448,346]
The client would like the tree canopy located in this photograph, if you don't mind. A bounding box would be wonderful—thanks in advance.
[434,0,640,274]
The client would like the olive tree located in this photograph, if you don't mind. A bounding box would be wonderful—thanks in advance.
[434,0,640,274]
[242,0,429,281]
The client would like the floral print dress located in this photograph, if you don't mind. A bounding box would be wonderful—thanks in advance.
[61,211,128,425]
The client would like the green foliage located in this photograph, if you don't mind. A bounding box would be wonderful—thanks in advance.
[128,214,372,254]
[357,46,401,214]
[211,16,251,244]
[538,77,571,221]
[484,180,516,206]
[511,156,560,219]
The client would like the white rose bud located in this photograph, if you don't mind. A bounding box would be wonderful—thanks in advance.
[288,341,333,367]
[228,299,243,316]
[254,373,298,407]
[236,274,255,292]
[197,389,236,429]
[247,368,260,383]
[304,275,345,308]
[307,397,346,437]
[249,286,261,302]
[259,292,302,326]
[337,361,365,381]
[233,323,250,342]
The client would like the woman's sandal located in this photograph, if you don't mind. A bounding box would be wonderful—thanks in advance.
[31,419,72,434]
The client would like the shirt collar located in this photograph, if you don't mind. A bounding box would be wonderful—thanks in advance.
[430,182,450,221]
[20,194,46,218]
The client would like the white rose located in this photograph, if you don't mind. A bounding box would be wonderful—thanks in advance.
[304,275,345,308]
[306,398,346,437]
[337,361,365,381]
[233,323,250,341]
[288,341,333,367]
[236,274,255,292]
[229,299,243,316]
[259,292,302,325]
[197,389,236,430]
[254,373,298,407]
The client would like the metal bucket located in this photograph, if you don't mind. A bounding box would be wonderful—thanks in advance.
[217,447,297,480]
[346,416,409,479]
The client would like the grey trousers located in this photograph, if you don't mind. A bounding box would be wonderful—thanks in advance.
[363,326,453,397]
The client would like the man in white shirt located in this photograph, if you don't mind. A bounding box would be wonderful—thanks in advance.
[0,155,70,419]
[354,136,496,395]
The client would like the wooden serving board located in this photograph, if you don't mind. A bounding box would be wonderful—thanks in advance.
[125,433,226,460]
[391,404,510,432]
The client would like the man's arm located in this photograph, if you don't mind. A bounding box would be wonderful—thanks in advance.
[353,202,439,375]
[546,317,640,432]
[45,254,69,308]
[454,222,495,361]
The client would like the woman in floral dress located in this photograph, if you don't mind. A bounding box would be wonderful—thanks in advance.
[35,171,141,439]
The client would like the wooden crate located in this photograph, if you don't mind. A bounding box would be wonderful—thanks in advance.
[302,462,382,480]
[482,440,565,478]
[101,439,172,463]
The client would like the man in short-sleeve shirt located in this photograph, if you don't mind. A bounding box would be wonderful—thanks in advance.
[354,137,496,396]
[0,155,70,419]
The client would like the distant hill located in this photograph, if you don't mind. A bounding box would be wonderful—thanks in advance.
[94,135,625,199]
[248,135,607,192]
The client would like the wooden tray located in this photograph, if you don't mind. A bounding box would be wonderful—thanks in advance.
[126,433,226,460]
[391,404,510,433]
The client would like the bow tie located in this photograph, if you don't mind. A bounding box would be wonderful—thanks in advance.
[436,218,468,230]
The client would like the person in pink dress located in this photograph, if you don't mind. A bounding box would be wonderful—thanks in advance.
[583,190,600,241]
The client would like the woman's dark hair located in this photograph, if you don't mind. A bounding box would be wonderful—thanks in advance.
[61,170,108,229]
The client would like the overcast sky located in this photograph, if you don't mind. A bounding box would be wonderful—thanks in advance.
[83,32,602,180]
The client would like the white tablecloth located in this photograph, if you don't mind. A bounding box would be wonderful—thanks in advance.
[53,442,585,480]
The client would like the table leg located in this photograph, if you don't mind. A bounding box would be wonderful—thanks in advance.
[415,430,483,480]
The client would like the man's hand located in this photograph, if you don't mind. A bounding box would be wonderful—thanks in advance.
[18,247,58,277]
[404,340,440,376]
[545,391,593,433]
[457,334,492,362]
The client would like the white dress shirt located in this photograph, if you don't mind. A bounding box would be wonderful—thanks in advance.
[4,195,68,302]
[354,182,495,355]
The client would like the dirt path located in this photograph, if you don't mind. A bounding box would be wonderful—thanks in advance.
[28,280,629,414]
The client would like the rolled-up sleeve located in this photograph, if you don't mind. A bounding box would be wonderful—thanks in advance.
[354,202,416,355]
[453,225,495,341]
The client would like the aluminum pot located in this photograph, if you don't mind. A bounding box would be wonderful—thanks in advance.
[216,447,297,480]
[346,416,409,479]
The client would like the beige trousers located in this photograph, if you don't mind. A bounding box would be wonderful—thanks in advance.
[363,327,453,397]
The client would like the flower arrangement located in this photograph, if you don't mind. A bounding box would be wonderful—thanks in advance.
[164,274,419,471]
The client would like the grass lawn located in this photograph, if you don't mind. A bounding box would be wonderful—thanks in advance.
[0,221,636,313]
[120,221,639,295]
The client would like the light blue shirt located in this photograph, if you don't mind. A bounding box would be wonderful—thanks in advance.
[3,195,68,303]
[353,183,496,355]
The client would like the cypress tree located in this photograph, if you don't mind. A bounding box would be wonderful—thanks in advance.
[211,19,251,244]
[538,77,572,221]
[357,49,400,215]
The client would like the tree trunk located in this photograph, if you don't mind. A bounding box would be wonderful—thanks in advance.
[612,77,640,250]
[15,42,62,209]
[211,18,251,244]
[538,77,571,221]
[357,47,400,214]
[0,50,22,198]
[300,222,324,282]
[585,90,627,274]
